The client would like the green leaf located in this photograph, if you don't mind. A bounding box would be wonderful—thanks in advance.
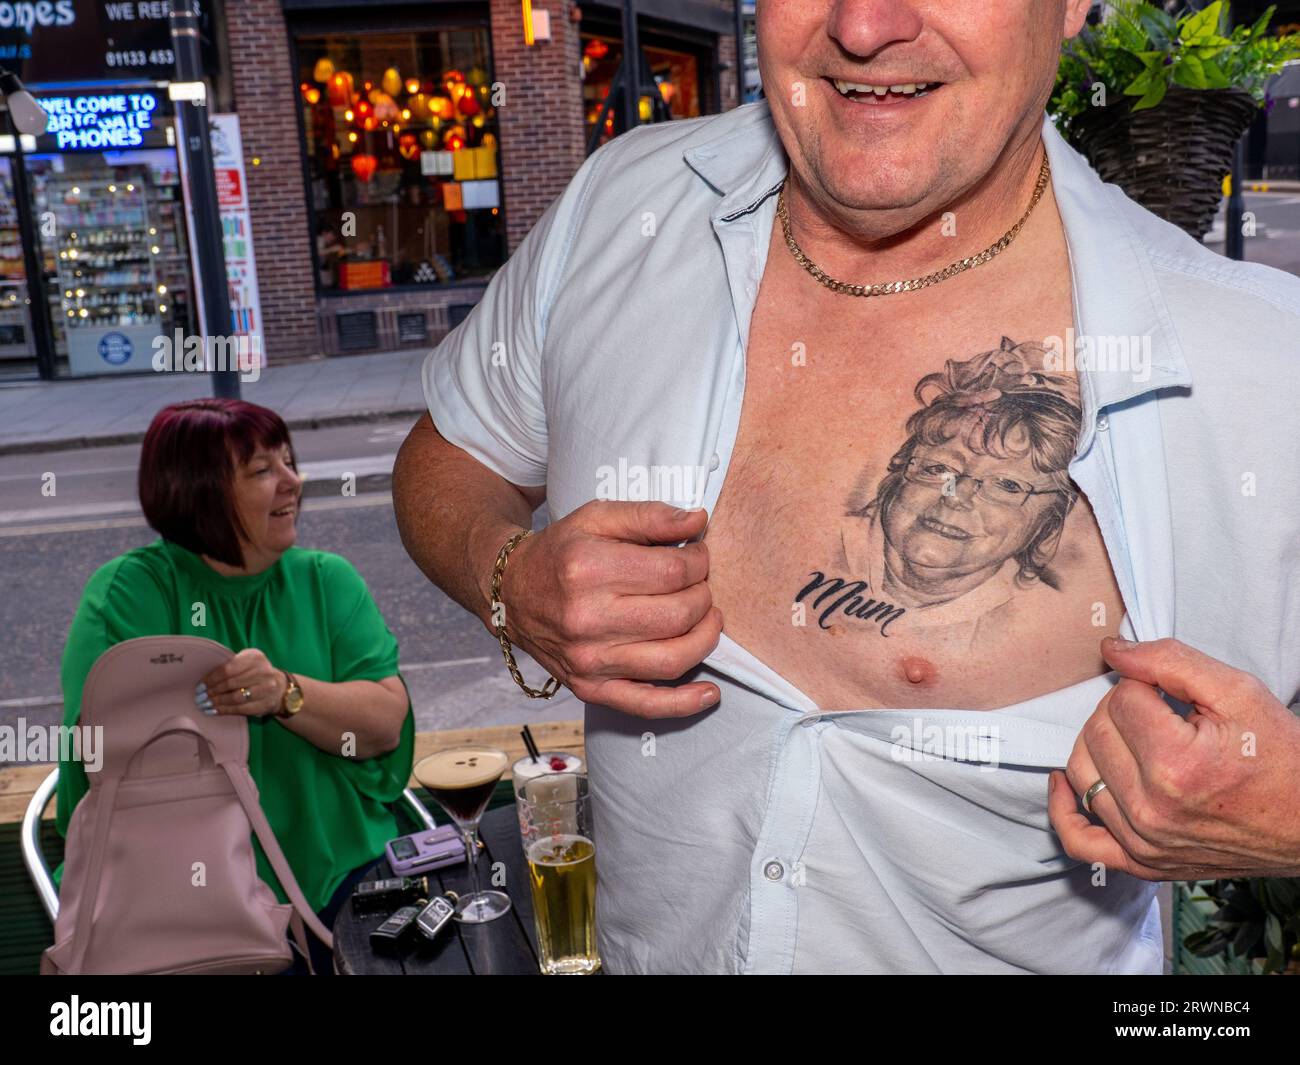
[1174,53,1209,89]
[1131,77,1168,111]
[1250,5,1278,39]
[1264,913,1285,973]
[1184,928,1230,957]
[1232,920,1263,958]
[1137,5,1178,47]
[1181,1,1225,44]
[1200,57,1231,88]
[1256,876,1300,914]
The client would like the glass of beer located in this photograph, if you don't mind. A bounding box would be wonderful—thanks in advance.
[518,773,600,975]
[413,746,511,923]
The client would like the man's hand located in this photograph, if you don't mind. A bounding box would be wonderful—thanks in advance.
[493,500,724,718]
[1049,636,1300,880]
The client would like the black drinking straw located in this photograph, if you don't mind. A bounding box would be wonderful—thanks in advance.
[521,726,540,763]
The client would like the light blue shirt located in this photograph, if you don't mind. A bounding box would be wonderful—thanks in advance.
[423,100,1300,973]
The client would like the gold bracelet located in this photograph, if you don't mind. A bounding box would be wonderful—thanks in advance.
[490,530,561,699]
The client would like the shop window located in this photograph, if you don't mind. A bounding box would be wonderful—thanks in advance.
[24,150,195,376]
[583,34,702,150]
[297,29,505,293]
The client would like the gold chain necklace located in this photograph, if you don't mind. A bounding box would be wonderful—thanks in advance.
[777,152,1051,297]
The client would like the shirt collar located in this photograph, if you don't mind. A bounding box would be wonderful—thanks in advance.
[683,101,1193,455]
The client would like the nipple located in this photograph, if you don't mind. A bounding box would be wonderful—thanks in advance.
[899,656,938,686]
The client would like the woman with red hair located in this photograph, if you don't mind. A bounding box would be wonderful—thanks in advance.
[55,398,414,974]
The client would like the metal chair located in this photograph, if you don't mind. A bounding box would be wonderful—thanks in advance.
[22,765,437,924]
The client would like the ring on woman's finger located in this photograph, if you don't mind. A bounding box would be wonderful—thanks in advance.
[240,686,253,702]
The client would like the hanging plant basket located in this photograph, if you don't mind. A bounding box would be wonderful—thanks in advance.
[1068,85,1258,240]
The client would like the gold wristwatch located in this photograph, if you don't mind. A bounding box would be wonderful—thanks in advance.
[277,671,304,718]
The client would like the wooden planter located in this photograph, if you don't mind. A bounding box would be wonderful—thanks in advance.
[1067,85,1259,240]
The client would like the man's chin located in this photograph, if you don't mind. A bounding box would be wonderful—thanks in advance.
[802,152,951,224]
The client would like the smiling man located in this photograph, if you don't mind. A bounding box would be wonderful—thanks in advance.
[394,0,1300,973]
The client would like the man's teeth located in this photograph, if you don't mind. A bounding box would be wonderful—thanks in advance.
[832,79,937,99]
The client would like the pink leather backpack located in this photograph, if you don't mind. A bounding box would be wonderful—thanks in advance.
[42,636,334,975]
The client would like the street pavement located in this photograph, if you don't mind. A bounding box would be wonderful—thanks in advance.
[0,346,429,454]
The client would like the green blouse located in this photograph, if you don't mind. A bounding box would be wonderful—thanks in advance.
[54,537,415,913]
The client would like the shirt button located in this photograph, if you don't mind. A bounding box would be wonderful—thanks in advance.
[1096,413,1110,432]
[708,453,720,471]
[763,859,785,882]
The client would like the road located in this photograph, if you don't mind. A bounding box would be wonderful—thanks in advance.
[0,417,582,739]
[1204,189,1300,274]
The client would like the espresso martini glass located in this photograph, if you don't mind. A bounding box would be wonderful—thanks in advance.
[414,746,513,923]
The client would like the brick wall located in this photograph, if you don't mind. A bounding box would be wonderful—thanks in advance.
[225,0,322,361]
[489,1,741,252]
[488,1,588,254]
[221,0,741,357]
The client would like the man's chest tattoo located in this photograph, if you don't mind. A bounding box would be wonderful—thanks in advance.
[792,336,1082,636]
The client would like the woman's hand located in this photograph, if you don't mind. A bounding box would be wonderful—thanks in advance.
[197,648,287,718]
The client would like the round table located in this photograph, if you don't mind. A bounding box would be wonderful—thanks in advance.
[333,803,545,975]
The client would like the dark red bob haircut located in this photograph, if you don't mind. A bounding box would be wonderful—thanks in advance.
[138,398,297,568]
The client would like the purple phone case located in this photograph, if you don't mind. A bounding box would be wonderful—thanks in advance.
[385,824,465,876]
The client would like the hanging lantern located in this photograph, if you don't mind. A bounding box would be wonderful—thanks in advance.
[471,114,485,128]
[371,92,400,122]
[313,56,336,83]
[327,71,354,107]
[362,115,379,132]
[305,87,321,105]
[351,154,378,182]
[442,125,466,151]
[456,92,480,118]
[355,99,372,118]
[584,38,609,60]
[404,78,419,96]
[382,66,402,97]
[428,95,454,120]
[398,132,420,161]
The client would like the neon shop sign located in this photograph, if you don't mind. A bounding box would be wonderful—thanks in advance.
[40,91,159,150]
